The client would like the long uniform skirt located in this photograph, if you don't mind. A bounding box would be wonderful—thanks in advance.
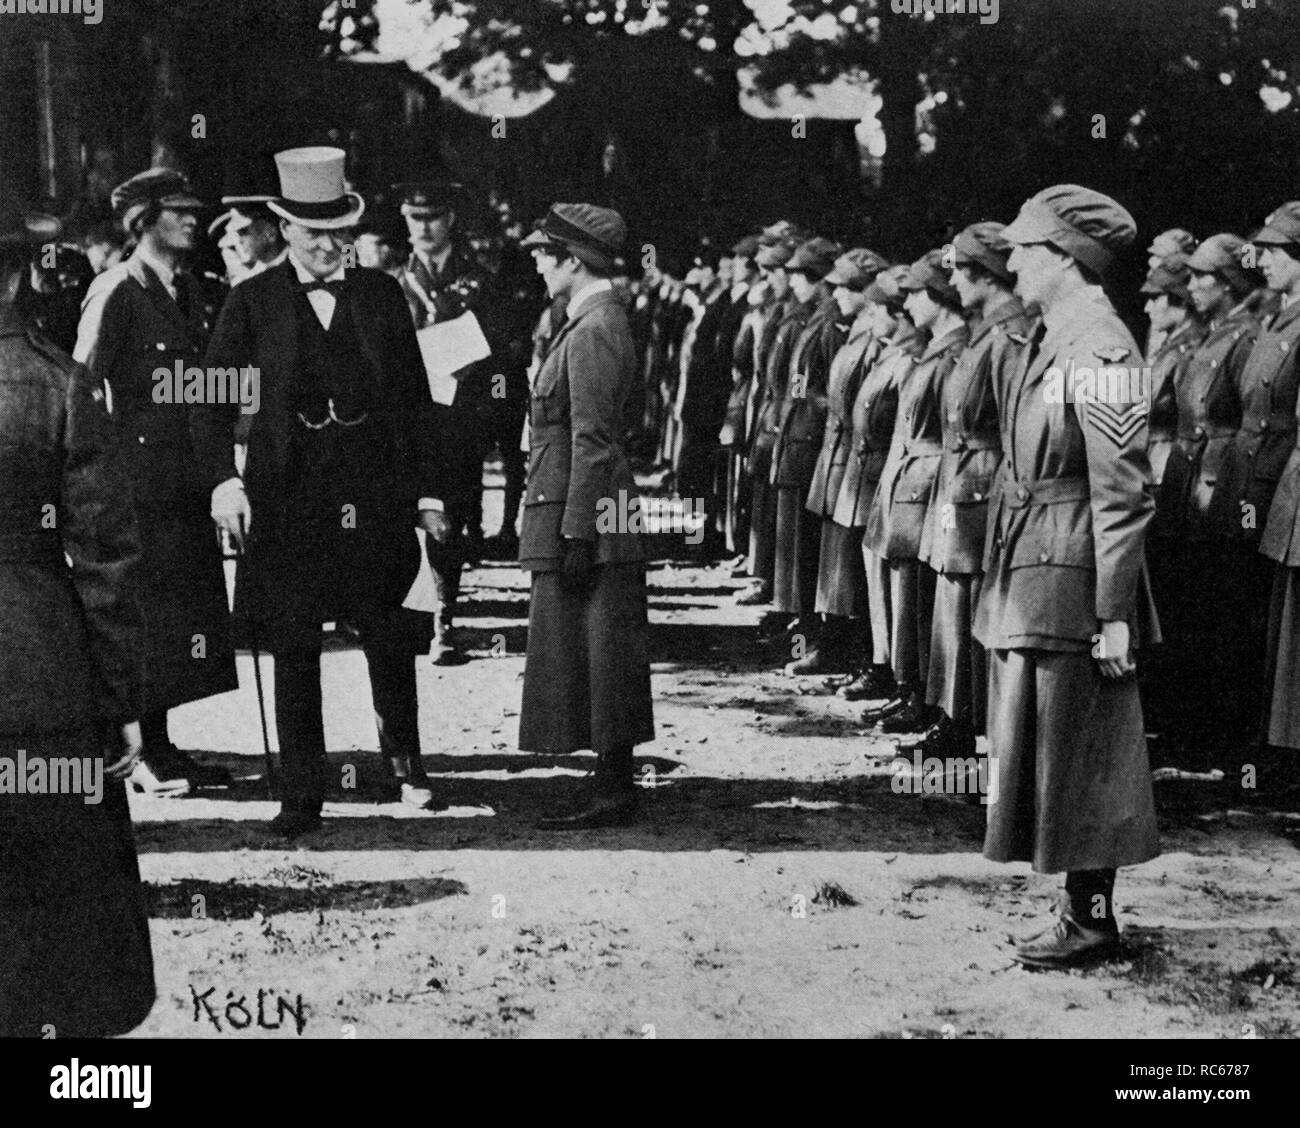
[815,519,868,619]
[1264,563,1300,749]
[773,488,822,614]
[746,442,778,584]
[520,564,656,753]
[864,545,892,666]
[926,573,987,733]
[984,648,1161,874]
[0,729,156,1037]
[888,559,936,692]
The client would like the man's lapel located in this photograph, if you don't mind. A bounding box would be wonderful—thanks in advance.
[127,253,191,336]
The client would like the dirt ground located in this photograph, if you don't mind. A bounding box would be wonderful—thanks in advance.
[129,499,1300,1039]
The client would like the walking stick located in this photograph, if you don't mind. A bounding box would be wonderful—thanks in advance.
[235,516,277,800]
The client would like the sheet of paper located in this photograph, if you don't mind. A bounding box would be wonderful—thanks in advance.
[416,310,493,407]
[402,528,440,613]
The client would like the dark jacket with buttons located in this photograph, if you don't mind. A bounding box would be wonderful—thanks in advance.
[921,298,1027,576]
[807,320,876,518]
[864,323,969,562]
[974,288,1156,651]
[772,295,846,491]
[1210,300,1300,544]
[0,304,144,733]
[1155,307,1256,542]
[75,250,236,712]
[833,326,920,529]
[1145,318,1206,490]
[519,288,643,571]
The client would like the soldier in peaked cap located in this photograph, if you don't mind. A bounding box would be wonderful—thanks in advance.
[1222,202,1300,791]
[395,176,506,663]
[192,146,453,837]
[74,167,237,797]
[519,204,654,829]
[221,195,287,283]
[976,184,1160,969]
[862,250,968,733]
[1153,233,1261,770]
[911,223,1028,763]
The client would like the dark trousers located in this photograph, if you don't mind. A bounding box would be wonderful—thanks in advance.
[140,709,174,772]
[272,601,424,814]
[425,496,476,631]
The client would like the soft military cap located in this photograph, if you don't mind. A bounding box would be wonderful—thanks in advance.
[1147,228,1196,259]
[755,236,799,269]
[1002,184,1136,276]
[759,219,806,245]
[1252,202,1300,247]
[1140,252,1192,303]
[731,234,762,258]
[111,168,204,231]
[863,263,909,307]
[900,248,960,304]
[521,202,626,272]
[952,221,1014,283]
[824,247,889,290]
[786,237,843,280]
[1186,232,1259,293]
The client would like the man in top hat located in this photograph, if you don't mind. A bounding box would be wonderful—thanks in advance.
[518,203,655,829]
[192,146,452,838]
[977,184,1160,968]
[74,167,237,796]
[395,177,510,662]
[0,218,155,1036]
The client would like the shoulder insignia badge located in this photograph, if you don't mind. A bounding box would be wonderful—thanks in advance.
[1007,332,1029,345]
[1095,345,1130,363]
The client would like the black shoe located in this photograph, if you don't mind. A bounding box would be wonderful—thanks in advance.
[1013,913,1121,969]
[537,791,639,830]
[171,750,234,788]
[784,647,849,676]
[840,667,897,701]
[862,693,910,724]
[880,701,937,734]
[895,720,950,755]
[431,625,468,666]
[735,581,773,605]
[267,810,322,838]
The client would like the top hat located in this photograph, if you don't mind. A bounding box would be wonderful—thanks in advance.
[266,147,364,230]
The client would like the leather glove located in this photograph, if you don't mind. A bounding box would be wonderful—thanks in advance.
[212,477,252,550]
[560,538,598,587]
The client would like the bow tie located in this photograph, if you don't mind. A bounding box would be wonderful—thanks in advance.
[298,278,347,296]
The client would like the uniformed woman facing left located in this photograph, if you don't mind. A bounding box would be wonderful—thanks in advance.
[0,222,156,1037]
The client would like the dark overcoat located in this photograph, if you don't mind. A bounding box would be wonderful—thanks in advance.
[190,260,444,647]
[0,305,154,1036]
[74,251,237,712]
[518,287,654,753]
[806,320,875,518]
[1144,320,1205,490]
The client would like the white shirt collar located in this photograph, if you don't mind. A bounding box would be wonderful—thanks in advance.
[288,251,345,285]
[567,278,613,319]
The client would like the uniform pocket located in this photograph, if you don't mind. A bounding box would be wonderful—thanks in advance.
[1008,531,1095,569]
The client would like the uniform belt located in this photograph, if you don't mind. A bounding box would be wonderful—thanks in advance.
[1001,474,1089,508]
[530,422,570,445]
[0,531,65,564]
[1237,410,1297,436]
[947,434,999,452]
[902,439,943,457]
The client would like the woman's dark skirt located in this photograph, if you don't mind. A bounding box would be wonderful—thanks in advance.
[814,518,868,618]
[520,564,655,753]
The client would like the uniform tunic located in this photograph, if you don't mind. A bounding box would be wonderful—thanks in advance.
[518,288,654,753]
[974,287,1159,873]
[809,319,877,617]
[772,296,846,613]
[921,298,1027,730]
[74,251,237,713]
[0,305,154,1036]
[718,290,765,552]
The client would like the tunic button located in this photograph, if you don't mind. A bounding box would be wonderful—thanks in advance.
[156,342,166,350]
[538,492,546,501]
[1017,488,1029,501]
[1264,378,1271,386]
[974,492,983,501]
[1039,550,1050,562]
[1194,425,1204,437]
[138,435,146,444]
[1260,421,1269,432]
[1210,360,1217,368]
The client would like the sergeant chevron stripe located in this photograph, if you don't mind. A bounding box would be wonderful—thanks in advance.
[1083,398,1146,447]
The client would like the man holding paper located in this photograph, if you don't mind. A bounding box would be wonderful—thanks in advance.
[397,178,501,664]
[192,147,451,838]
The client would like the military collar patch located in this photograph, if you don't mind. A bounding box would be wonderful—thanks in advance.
[1095,346,1130,363]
